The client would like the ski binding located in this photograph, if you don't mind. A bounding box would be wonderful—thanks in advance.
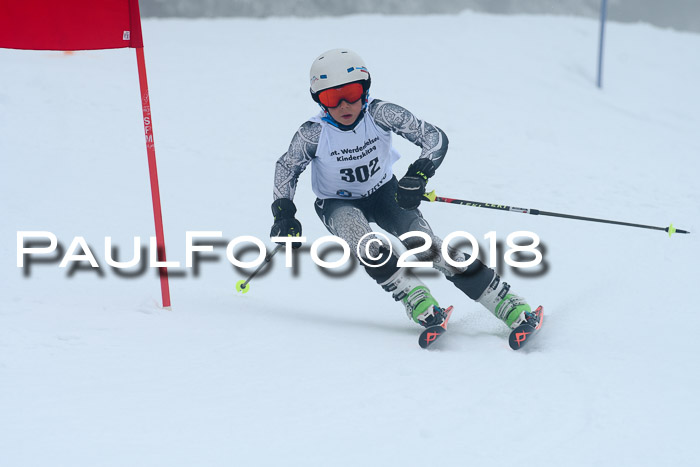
[418,306,454,349]
[508,305,544,350]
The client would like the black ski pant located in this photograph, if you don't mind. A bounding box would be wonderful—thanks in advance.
[314,176,493,299]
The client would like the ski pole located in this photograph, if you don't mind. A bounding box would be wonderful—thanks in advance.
[423,191,690,237]
[235,244,284,294]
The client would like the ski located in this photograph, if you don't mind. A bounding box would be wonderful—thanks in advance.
[508,306,544,350]
[418,306,454,349]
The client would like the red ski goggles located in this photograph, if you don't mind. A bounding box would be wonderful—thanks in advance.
[317,82,365,108]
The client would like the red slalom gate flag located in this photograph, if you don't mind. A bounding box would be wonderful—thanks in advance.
[0,0,172,308]
[0,0,143,50]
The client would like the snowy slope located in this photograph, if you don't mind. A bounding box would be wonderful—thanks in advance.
[1,12,699,467]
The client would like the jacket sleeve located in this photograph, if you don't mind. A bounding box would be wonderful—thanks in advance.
[368,99,448,169]
[273,121,321,200]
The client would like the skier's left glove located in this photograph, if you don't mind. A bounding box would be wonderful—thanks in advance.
[270,198,303,249]
[396,158,436,210]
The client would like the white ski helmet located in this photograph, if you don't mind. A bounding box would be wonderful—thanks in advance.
[309,48,371,101]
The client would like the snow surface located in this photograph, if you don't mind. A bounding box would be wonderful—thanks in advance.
[1,11,699,467]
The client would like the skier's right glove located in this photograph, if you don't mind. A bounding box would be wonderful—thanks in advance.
[270,198,303,249]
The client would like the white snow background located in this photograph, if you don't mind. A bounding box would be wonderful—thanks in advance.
[1,11,699,467]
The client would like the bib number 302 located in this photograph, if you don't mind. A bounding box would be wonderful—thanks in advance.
[340,157,380,183]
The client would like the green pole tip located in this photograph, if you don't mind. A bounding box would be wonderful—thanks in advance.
[667,223,676,238]
[235,280,249,294]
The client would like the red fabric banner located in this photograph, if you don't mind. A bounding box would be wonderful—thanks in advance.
[0,0,143,50]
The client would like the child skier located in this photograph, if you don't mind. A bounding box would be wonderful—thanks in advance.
[271,48,536,332]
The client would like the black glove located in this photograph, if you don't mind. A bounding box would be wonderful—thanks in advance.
[396,158,436,210]
[270,198,303,249]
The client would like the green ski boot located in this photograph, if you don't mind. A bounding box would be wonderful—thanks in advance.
[477,273,532,329]
[402,286,444,327]
[381,271,444,327]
